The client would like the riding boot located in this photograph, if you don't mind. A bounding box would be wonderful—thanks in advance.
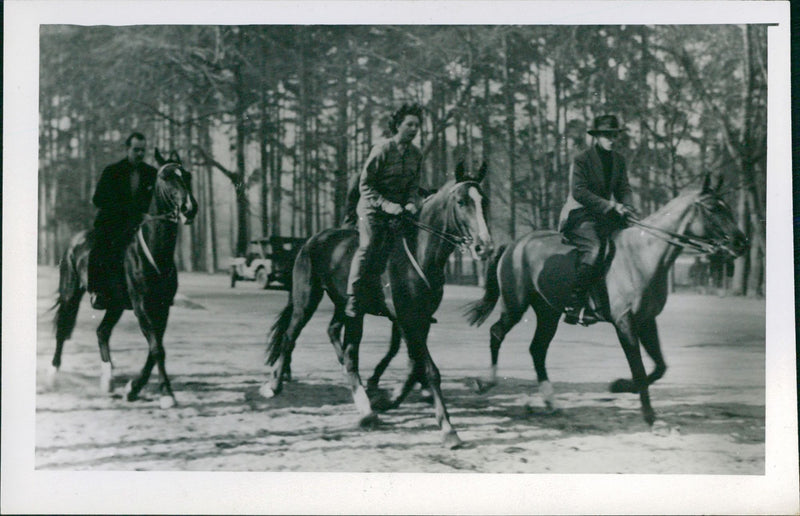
[564,264,600,325]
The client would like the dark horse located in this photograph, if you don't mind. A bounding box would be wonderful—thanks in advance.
[50,150,197,408]
[262,162,493,448]
[463,173,747,424]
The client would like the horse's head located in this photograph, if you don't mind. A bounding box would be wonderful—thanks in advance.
[686,173,748,258]
[154,148,198,225]
[445,161,493,260]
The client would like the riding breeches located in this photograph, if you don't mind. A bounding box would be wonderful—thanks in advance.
[346,204,414,301]
[563,220,608,288]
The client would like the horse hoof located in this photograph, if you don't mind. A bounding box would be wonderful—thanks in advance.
[643,410,656,426]
[358,413,381,429]
[609,378,634,393]
[369,390,393,412]
[125,380,138,402]
[466,377,495,394]
[47,366,59,388]
[419,388,434,405]
[443,431,464,449]
[159,395,176,409]
[100,377,112,394]
[259,384,277,399]
[100,363,113,393]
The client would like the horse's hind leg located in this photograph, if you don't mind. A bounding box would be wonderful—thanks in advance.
[96,306,124,393]
[470,308,524,394]
[50,284,85,387]
[326,307,348,365]
[263,285,324,398]
[636,317,667,385]
[341,313,380,428]
[366,322,401,393]
[528,303,561,410]
[611,313,655,425]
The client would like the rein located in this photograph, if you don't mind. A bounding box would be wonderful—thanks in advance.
[626,199,727,254]
[136,163,185,274]
[398,181,481,290]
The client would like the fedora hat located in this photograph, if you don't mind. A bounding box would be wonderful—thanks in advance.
[587,114,627,136]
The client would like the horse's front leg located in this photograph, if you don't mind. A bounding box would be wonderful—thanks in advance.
[400,320,462,449]
[611,312,655,425]
[366,322,402,394]
[96,306,124,393]
[126,297,175,409]
[342,314,379,428]
[636,316,667,385]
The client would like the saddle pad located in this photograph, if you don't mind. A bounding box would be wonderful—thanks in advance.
[534,249,579,308]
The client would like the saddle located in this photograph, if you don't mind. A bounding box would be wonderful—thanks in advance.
[534,235,618,326]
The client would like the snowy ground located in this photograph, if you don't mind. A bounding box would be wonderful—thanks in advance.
[36,266,765,473]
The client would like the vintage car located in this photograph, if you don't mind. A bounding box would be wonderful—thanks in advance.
[230,236,306,290]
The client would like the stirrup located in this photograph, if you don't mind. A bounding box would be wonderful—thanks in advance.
[577,307,600,326]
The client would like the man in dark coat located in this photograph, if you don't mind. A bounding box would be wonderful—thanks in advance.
[558,115,637,324]
[344,103,424,318]
[88,132,158,309]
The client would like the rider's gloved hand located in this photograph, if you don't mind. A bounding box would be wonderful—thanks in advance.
[383,201,403,216]
[403,202,418,216]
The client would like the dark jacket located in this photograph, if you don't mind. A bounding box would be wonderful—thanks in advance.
[92,158,158,230]
[558,146,633,232]
[359,139,422,211]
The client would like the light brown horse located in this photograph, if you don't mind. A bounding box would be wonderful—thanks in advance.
[464,173,747,424]
[50,150,197,408]
[262,162,493,448]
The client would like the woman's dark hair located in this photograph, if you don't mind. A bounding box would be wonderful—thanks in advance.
[125,131,146,147]
[388,103,423,135]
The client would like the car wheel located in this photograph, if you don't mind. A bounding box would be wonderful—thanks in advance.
[230,266,238,288]
[256,267,269,289]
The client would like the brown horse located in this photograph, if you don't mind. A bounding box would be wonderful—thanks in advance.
[262,162,493,448]
[50,150,197,408]
[464,173,747,424]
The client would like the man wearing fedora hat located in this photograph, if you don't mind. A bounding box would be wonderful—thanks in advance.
[558,114,638,325]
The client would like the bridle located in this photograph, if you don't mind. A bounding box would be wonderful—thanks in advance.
[627,194,735,255]
[402,181,482,254]
[136,162,191,274]
[399,181,485,290]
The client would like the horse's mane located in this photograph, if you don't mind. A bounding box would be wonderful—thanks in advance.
[640,187,701,224]
[421,179,456,208]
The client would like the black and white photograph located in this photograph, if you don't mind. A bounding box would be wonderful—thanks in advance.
[3,1,797,514]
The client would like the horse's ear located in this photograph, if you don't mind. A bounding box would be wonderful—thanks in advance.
[454,161,466,183]
[168,150,182,164]
[473,161,488,183]
[701,172,711,194]
[154,148,166,166]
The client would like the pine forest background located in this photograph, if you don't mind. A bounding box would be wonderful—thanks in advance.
[38,24,767,296]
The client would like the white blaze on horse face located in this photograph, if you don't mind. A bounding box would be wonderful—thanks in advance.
[468,186,490,246]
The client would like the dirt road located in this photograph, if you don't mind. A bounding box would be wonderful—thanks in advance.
[36,266,765,473]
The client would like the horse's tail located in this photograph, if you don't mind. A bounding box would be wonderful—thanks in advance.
[53,243,85,342]
[462,243,507,327]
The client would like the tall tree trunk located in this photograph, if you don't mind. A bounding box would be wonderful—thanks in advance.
[334,51,349,226]
[503,33,516,239]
